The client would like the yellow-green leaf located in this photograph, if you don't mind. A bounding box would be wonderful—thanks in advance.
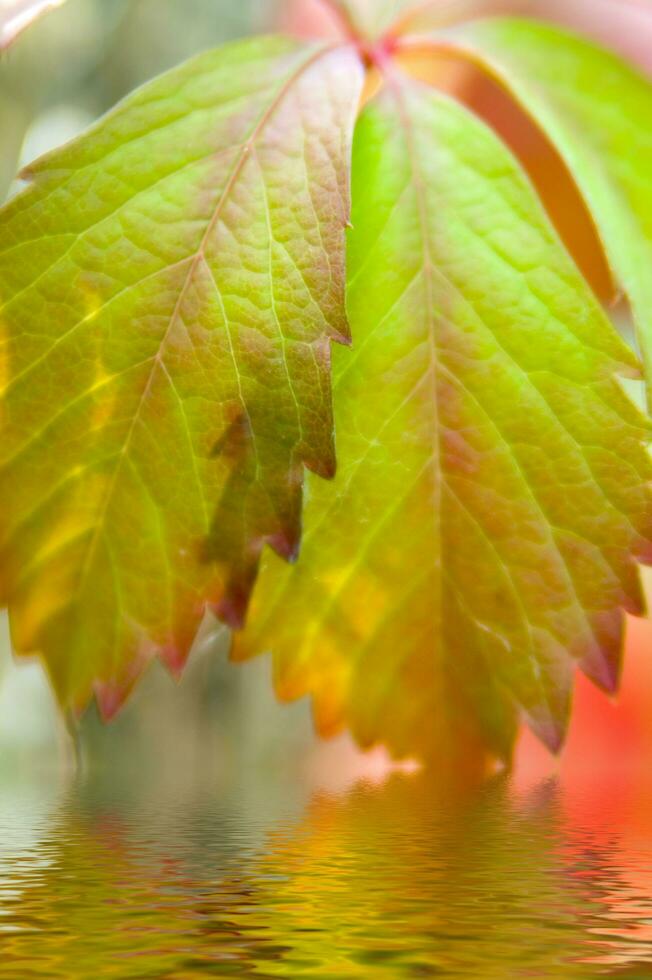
[0,35,363,713]
[236,74,652,760]
[446,17,652,400]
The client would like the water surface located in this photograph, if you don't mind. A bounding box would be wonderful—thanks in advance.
[1,759,652,978]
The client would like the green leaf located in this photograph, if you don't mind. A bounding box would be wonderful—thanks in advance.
[236,74,652,759]
[445,17,652,401]
[0,0,68,49]
[0,35,363,713]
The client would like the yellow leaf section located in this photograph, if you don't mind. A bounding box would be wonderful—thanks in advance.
[0,35,363,714]
[236,74,652,762]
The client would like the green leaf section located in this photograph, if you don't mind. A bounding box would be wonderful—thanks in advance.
[447,17,652,399]
[237,74,652,759]
[0,35,363,713]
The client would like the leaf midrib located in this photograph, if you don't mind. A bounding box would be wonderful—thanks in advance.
[380,71,444,644]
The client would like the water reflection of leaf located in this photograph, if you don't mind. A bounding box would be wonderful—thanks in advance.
[2,770,652,976]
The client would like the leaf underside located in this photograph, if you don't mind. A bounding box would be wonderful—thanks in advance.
[0,34,363,713]
[236,74,652,761]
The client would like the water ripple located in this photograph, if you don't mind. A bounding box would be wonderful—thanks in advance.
[0,768,651,976]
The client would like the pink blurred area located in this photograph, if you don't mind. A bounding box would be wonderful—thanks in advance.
[280,0,652,77]
[505,0,652,75]
[513,611,652,964]
[276,0,347,39]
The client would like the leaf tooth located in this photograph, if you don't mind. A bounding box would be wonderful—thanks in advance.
[577,608,624,695]
[580,648,620,696]
[304,447,337,481]
[524,708,567,756]
[93,653,150,721]
[159,630,198,679]
[94,682,128,722]
[326,322,353,347]
[216,488,305,632]
[268,526,302,565]
[214,573,256,632]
